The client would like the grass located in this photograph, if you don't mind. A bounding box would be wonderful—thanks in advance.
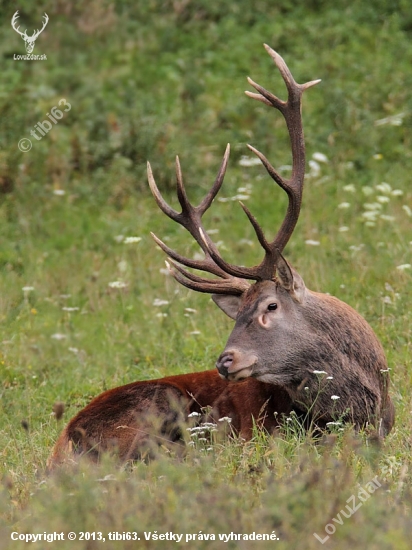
[0,0,412,548]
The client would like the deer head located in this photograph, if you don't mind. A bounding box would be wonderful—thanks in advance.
[148,45,394,435]
[11,11,49,54]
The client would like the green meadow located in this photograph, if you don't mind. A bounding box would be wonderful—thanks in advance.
[0,1,411,548]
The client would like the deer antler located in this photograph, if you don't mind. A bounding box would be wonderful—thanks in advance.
[11,11,27,38]
[148,45,320,293]
[31,13,49,41]
[147,147,250,295]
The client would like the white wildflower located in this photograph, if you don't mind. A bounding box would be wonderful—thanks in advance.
[114,235,124,243]
[391,189,403,196]
[337,202,350,209]
[184,308,197,314]
[206,229,219,235]
[380,215,395,221]
[361,211,379,220]
[108,281,128,289]
[202,422,218,429]
[278,164,292,173]
[238,239,254,246]
[117,260,128,273]
[153,299,169,306]
[396,264,411,271]
[312,152,328,163]
[53,189,65,196]
[237,185,252,193]
[308,160,321,177]
[376,196,390,203]
[331,395,340,400]
[339,226,349,232]
[22,286,35,292]
[361,186,374,196]
[51,333,67,340]
[68,347,79,354]
[343,184,356,193]
[188,411,201,418]
[364,202,382,210]
[313,370,328,375]
[218,417,232,423]
[402,205,412,217]
[62,307,79,312]
[238,155,261,167]
[123,236,142,244]
[305,240,320,246]
[326,376,334,380]
[232,194,250,201]
[189,331,201,335]
[375,112,406,126]
[375,182,392,194]
[156,312,168,318]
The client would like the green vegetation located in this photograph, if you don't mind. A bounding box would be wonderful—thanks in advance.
[0,1,411,548]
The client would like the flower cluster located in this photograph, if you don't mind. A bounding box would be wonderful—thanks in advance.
[341,181,405,228]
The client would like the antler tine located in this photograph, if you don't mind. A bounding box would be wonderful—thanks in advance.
[198,143,230,214]
[147,161,180,221]
[165,260,249,295]
[239,45,321,276]
[148,147,251,291]
[151,232,228,279]
[32,13,49,39]
[11,12,26,37]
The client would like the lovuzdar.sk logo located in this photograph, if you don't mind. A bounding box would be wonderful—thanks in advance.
[11,11,48,60]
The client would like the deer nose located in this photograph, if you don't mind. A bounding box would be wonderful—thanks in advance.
[216,351,234,378]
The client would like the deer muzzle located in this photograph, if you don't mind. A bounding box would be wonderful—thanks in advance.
[216,350,257,381]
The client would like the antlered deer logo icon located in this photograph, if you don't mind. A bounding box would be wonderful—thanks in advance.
[11,11,49,53]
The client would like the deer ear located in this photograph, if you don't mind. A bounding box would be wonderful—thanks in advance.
[275,255,306,303]
[212,294,241,320]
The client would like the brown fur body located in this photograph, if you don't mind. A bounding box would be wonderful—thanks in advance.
[48,370,294,467]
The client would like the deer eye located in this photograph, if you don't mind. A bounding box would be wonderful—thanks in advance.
[267,303,278,311]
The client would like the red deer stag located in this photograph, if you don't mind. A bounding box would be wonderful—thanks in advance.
[149,45,394,437]
[49,45,393,468]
